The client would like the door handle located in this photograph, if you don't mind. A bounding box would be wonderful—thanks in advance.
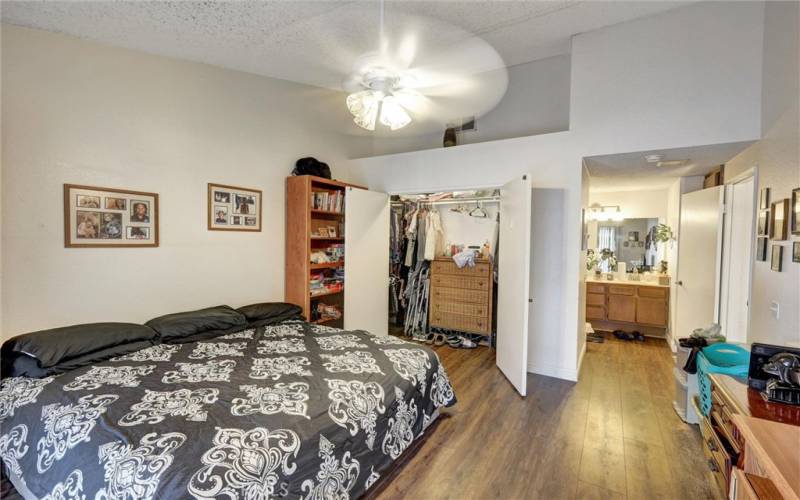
[676,281,684,286]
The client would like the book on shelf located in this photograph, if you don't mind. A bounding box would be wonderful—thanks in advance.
[311,191,344,213]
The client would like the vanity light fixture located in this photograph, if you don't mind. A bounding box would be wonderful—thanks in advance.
[588,204,624,222]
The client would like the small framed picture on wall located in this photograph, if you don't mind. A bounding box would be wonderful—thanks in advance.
[208,183,262,231]
[791,188,799,235]
[769,199,789,240]
[770,244,783,272]
[793,241,800,263]
[756,237,768,261]
[757,210,770,236]
[759,187,770,210]
[64,184,159,248]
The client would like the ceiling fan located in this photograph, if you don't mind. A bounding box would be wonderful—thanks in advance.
[341,0,509,133]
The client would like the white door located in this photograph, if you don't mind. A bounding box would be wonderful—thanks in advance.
[720,177,755,343]
[344,187,390,336]
[496,174,532,396]
[675,186,724,340]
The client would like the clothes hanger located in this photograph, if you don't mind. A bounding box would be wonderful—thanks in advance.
[469,201,488,218]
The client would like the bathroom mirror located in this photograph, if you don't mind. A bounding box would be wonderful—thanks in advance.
[591,218,660,271]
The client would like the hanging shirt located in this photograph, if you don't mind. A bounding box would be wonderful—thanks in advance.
[424,210,444,260]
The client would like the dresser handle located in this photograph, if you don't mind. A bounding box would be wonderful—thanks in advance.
[707,459,719,473]
[706,438,717,452]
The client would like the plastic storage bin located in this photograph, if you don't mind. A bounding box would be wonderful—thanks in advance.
[697,343,750,416]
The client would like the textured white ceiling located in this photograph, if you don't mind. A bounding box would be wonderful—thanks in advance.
[585,141,755,192]
[1,0,691,90]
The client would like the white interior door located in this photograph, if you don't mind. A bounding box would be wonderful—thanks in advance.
[675,186,724,339]
[496,174,532,396]
[344,187,390,336]
[720,177,755,343]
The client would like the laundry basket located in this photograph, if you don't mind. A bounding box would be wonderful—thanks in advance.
[697,343,750,416]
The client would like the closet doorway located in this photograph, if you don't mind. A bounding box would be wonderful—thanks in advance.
[382,176,532,396]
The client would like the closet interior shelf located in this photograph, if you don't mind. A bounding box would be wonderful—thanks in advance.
[310,261,344,270]
[390,196,500,207]
[312,316,340,325]
[311,208,343,215]
[310,236,345,241]
[310,288,343,298]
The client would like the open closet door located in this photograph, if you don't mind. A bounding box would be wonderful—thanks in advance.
[344,187,390,336]
[675,186,724,340]
[496,174,532,396]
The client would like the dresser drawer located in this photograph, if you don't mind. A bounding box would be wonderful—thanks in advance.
[586,283,606,294]
[431,287,488,305]
[430,312,490,334]
[638,286,668,298]
[608,285,636,295]
[703,436,728,496]
[432,274,490,291]
[701,417,731,484]
[586,293,606,306]
[586,305,606,321]
[431,259,490,277]
[430,299,488,317]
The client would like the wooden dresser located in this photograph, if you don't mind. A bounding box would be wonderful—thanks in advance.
[701,374,800,499]
[429,257,493,335]
[585,279,669,334]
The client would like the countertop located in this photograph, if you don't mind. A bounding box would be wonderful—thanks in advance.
[585,276,670,288]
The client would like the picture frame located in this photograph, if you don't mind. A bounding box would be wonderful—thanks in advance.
[327,225,337,238]
[793,242,800,264]
[316,227,330,237]
[207,183,262,232]
[756,237,768,261]
[770,244,783,272]
[757,210,770,237]
[769,199,789,240]
[791,188,799,235]
[64,184,159,248]
[759,187,770,210]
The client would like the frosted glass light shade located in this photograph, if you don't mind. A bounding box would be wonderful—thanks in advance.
[378,95,411,130]
[346,90,381,131]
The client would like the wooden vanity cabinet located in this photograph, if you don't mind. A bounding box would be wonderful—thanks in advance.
[585,281,669,330]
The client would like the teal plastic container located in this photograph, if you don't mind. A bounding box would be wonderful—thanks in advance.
[697,343,750,416]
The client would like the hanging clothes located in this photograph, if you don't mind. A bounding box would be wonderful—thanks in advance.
[424,210,444,260]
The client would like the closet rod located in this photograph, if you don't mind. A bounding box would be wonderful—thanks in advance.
[390,196,500,207]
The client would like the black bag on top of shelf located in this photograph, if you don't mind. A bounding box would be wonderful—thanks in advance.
[292,157,331,179]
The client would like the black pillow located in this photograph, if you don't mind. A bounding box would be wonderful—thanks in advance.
[1,323,157,378]
[236,302,304,326]
[145,305,246,342]
[3,340,155,378]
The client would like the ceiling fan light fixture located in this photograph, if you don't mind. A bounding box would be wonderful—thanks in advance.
[379,95,411,130]
[346,90,382,131]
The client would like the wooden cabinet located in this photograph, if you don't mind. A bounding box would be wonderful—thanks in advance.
[705,374,800,500]
[429,257,493,335]
[607,293,636,322]
[285,175,363,326]
[584,281,669,330]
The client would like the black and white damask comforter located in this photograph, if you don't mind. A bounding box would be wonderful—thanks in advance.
[0,321,456,499]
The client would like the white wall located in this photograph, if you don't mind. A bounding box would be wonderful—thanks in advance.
[530,188,566,378]
[366,55,571,157]
[571,1,763,157]
[0,25,357,337]
[345,1,765,381]
[725,1,800,347]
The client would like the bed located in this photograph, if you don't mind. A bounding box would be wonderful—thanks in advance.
[0,306,456,499]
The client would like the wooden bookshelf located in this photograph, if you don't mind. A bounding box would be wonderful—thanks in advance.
[285,175,363,326]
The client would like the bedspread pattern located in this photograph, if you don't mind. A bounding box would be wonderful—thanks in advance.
[0,321,456,499]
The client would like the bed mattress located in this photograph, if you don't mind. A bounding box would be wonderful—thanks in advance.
[0,320,456,499]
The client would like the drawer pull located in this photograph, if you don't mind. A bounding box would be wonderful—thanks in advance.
[707,459,719,473]
[706,438,717,452]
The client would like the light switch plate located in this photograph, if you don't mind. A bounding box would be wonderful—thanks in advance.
[770,301,780,319]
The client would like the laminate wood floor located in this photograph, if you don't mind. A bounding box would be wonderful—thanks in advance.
[373,332,723,500]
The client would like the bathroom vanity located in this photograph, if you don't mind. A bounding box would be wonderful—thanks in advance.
[585,277,670,336]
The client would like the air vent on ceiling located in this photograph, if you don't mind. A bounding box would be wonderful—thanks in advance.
[656,159,690,168]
